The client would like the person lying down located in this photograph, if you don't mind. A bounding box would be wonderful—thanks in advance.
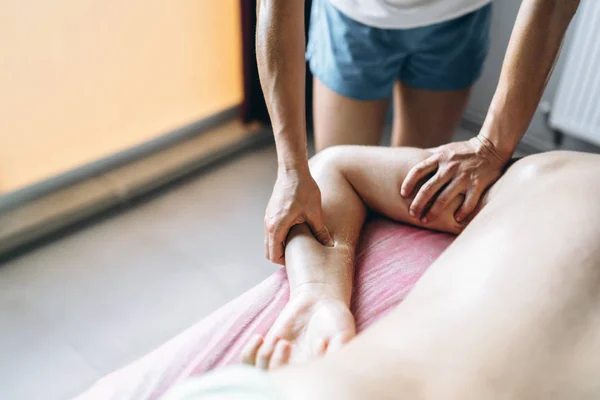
[162,146,600,400]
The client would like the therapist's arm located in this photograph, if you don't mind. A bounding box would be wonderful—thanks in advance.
[478,0,580,157]
[257,0,333,265]
[402,0,581,223]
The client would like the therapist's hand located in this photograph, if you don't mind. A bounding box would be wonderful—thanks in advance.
[401,136,510,224]
[265,167,333,265]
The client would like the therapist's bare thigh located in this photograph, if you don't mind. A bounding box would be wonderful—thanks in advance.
[312,78,389,151]
[391,81,471,148]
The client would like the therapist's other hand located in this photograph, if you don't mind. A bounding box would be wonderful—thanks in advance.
[265,167,333,265]
[401,136,509,224]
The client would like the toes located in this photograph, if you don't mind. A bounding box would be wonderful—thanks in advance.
[241,334,264,365]
[256,336,279,370]
[311,337,329,357]
[326,332,353,354]
[326,335,343,353]
[242,335,291,370]
[268,340,291,369]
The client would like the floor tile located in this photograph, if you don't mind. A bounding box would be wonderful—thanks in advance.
[0,294,98,400]
[4,219,230,375]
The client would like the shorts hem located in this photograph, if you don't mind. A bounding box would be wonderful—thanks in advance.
[399,70,483,92]
[308,60,392,101]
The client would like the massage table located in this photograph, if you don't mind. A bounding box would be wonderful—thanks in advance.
[75,217,454,400]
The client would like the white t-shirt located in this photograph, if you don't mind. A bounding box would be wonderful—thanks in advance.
[327,0,493,29]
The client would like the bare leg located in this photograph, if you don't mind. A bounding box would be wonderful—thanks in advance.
[243,146,467,369]
[391,82,471,148]
[313,78,389,151]
[272,151,600,399]
[251,83,473,365]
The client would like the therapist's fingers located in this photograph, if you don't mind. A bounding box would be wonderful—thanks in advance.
[265,217,290,265]
[410,165,457,222]
[306,207,334,248]
[401,154,440,197]
[256,337,278,370]
[455,187,482,223]
[241,334,264,365]
[268,340,291,370]
[424,173,468,223]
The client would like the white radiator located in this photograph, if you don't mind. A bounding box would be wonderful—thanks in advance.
[550,0,600,146]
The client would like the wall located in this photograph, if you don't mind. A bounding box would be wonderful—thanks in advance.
[0,0,242,193]
[465,0,579,149]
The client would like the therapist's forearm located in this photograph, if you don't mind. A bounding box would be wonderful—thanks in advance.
[256,0,309,172]
[480,0,580,158]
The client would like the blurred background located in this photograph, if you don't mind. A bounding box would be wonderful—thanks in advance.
[0,0,598,399]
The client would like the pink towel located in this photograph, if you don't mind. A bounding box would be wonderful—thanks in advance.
[75,218,454,400]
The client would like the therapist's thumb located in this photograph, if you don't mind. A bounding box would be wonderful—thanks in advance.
[307,209,334,247]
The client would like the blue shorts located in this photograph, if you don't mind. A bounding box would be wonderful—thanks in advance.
[306,0,492,100]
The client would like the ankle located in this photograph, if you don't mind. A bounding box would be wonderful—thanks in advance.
[290,282,351,306]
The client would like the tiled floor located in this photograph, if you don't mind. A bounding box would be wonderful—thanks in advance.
[0,145,280,400]
[0,126,523,400]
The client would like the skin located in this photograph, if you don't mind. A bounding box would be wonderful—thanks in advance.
[311,78,388,151]
[258,0,481,264]
[406,0,581,224]
[259,0,580,265]
[313,79,471,151]
[244,147,600,399]
[244,146,467,369]
[257,0,334,265]
[390,82,471,149]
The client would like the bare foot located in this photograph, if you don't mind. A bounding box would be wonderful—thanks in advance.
[242,288,355,370]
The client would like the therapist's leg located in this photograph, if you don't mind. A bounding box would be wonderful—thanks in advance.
[391,82,471,148]
[313,78,389,151]
[305,0,395,151]
[391,4,490,148]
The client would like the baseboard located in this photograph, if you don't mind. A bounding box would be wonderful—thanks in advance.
[0,110,273,261]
